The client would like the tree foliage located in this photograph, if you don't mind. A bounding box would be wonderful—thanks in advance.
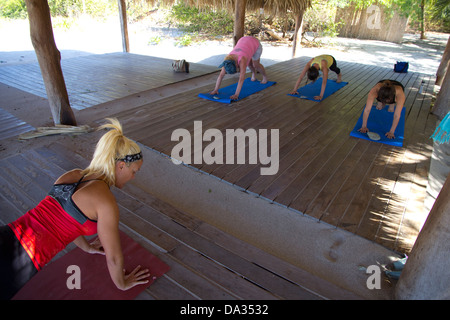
[168,2,234,36]
[329,0,450,32]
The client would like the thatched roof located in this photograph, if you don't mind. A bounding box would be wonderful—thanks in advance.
[145,0,312,15]
[246,0,312,15]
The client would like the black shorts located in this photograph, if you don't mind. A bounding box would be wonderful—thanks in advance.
[329,56,341,75]
[0,225,38,300]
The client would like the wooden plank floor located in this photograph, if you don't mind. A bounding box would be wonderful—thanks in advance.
[0,107,35,140]
[0,53,218,110]
[0,135,363,300]
[111,56,436,254]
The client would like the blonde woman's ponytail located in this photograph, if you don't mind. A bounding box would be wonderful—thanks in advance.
[81,118,141,186]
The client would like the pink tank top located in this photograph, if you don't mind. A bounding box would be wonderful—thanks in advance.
[229,36,260,67]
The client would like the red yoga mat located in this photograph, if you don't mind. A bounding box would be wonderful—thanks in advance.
[13,230,170,300]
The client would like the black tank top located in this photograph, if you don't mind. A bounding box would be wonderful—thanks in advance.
[376,79,404,104]
[48,176,100,224]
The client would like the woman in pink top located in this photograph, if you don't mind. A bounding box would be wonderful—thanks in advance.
[211,36,268,100]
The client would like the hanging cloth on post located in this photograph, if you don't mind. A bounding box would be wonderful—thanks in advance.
[431,112,450,144]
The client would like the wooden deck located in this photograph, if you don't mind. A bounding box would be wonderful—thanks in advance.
[112,56,436,254]
[0,53,218,110]
[0,51,436,299]
[0,136,363,300]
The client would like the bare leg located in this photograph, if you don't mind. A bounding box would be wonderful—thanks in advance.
[388,103,396,112]
[248,62,258,82]
[252,59,268,84]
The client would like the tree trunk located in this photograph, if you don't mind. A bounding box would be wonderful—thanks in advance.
[118,0,129,52]
[436,36,450,86]
[432,63,450,121]
[420,0,427,40]
[25,0,76,126]
[233,0,246,46]
[292,10,305,58]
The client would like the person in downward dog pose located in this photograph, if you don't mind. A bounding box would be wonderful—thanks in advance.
[0,118,150,299]
[290,54,342,100]
[358,79,406,139]
[211,36,268,100]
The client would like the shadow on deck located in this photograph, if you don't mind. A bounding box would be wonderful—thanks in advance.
[1,52,437,299]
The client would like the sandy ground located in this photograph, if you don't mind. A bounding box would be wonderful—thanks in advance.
[0,16,448,75]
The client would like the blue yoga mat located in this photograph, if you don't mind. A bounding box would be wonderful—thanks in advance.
[350,105,406,147]
[199,77,276,104]
[288,78,348,101]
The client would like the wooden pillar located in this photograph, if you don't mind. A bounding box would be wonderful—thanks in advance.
[395,174,450,299]
[436,36,450,86]
[24,0,76,126]
[432,62,450,120]
[292,10,305,58]
[118,0,129,52]
[233,0,246,46]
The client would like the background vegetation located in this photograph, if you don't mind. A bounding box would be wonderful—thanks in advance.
[1,0,448,42]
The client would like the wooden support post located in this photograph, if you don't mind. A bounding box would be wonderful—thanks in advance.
[395,174,450,299]
[233,0,246,46]
[118,0,130,53]
[292,10,305,58]
[436,36,450,86]
[432,62,450,120]
[24,0,76,126]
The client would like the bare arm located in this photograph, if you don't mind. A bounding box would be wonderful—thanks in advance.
[97,191,150,291]
[290,58,313,94]
[386,87,406,139]
[231,57,248,100]
[210,67,227,95]
[359,85,379,133]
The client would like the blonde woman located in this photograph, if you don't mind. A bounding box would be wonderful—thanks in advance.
[0,118,149,299]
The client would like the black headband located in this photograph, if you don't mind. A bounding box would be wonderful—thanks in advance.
[116,152,142,163]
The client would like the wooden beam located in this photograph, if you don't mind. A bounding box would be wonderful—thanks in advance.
[233,0,246,46]
[24,0,76,125]
[118,0,130,53]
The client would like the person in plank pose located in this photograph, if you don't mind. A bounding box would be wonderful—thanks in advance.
[210,36,268,100]
[290,54,342,100]
[358,79,406,139]
[0,118,151,299]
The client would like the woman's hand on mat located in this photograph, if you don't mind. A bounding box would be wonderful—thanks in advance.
[122,265,151,290]
[290,89,299,95]
[210,89,219,95]
[87,237,105,255]
[385,131,395,139]
[230,94,239,100]
[314,95,323,101]
[358,127,369,134]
